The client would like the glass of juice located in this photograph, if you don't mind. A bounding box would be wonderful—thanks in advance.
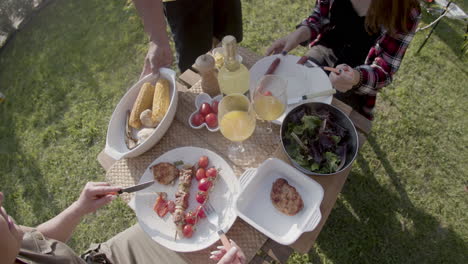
[218,94,256,159]
[253,75,287,134]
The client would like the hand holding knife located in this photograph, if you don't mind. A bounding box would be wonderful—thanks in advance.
[117,180,155,194]
[297,56,342,74]
[101,180,155,197]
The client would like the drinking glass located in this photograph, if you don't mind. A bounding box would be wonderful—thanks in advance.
[253,75,287,134]
[218,94,256,159]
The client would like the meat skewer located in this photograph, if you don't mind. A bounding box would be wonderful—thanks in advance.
[172,167,194,238]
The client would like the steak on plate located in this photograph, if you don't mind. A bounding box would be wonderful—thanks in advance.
[270,178,304,216]
[152,162,179,185]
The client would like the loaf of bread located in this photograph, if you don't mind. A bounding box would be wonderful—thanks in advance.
[129,82,155,129]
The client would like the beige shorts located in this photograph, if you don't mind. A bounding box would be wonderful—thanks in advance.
[82,224,188,264]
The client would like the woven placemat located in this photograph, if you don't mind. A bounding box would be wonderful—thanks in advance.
[105,82,285,263]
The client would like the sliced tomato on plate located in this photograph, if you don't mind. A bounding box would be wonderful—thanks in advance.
[153,193,169,217]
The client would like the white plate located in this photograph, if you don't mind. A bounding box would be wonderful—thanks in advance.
[135,147,240,252]
[249,54,333,124]
[235,158,323,245]
[105,68,178,160]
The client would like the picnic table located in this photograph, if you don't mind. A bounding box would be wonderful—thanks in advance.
[97,46,372,263]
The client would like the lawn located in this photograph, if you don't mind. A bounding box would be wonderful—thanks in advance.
[0,0,467,263]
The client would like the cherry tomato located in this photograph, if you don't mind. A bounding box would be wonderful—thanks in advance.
[191,113,205,127]
[198,178,213,192]
[196,205,206,218]
[206,168,217,179]
[196,191,207,204]
[211,101,219,114]
[185,211,197,225]
[263,91,272,96]
[205,113,218,128]
[195,168,206,181]
[183,224,194,238]
[198,156,209,168]
[166,200,176,214]
[199,103,212,116]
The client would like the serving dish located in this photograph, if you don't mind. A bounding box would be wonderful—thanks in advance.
[280,102,359,176]
[105,68,178,160]
[188,93,222,132]
[135,147,240,252]
[235,158,323,245]
[249,54,333,124]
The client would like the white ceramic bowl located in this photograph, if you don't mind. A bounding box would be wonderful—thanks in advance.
[188,93,222,132]
[105,68,178,160]
[235,158,324,245]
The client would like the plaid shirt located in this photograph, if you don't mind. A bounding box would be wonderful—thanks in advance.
[301,0,421,96]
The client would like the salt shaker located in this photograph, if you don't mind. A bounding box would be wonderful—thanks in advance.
[195,54,220,97]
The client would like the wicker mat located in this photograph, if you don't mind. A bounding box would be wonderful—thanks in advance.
[105,82,284,263]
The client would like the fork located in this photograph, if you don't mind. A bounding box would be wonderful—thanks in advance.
[203,202,232,249]
[204,202,241,263]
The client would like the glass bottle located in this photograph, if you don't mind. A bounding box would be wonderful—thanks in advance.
[218,36,250,95]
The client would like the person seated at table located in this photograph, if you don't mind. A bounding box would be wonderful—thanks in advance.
[266,0,421,120]
[132,0,243,75]
[1,182,246,264]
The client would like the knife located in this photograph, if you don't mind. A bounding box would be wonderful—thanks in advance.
[297,56,342,74]
[117,180,155,194]
[287,89,336,105]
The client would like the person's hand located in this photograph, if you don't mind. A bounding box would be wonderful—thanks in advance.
[140,41,173,79]
[211,240,246,264]
[265,26,311,56]
[329,64,360,92]
[74,182,121,216]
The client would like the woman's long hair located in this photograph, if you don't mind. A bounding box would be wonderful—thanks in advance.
[366,0,420,35]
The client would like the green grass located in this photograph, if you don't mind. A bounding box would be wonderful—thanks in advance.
[1,0,467,263]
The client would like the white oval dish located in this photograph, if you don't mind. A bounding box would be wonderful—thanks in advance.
[235,158,324,245]
[249,54,333,125]
[188,93,223,132]
[105,68,178,160]
[135,147,240,252]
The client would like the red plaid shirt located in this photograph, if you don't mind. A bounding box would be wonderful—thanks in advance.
[301,0,421,95]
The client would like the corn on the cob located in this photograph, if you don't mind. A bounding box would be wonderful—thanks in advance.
[151,78,171,123]
[129,82,155,129]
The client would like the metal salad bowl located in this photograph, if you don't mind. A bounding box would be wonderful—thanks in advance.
[280,102,359,176]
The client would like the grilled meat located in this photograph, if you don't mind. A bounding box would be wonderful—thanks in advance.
[270,178,304,216]
[152,162,179,185]
[173,168,193,237]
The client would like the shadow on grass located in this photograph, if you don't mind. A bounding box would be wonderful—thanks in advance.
[0,110,60,225]
[416,11,466,57]
[309,134,467,263]
[0,0,106,225]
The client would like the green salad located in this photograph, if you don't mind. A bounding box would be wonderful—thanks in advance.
[283,107,348,174]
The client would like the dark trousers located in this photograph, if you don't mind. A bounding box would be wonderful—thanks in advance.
[163,0,243,72]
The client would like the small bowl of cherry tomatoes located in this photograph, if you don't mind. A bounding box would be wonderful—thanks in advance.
[189,93,222,132]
